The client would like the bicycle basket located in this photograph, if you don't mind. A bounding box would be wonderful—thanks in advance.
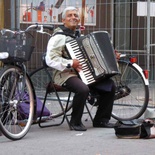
[0,31,34,62]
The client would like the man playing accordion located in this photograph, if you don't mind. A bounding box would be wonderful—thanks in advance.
[45,6,116,131]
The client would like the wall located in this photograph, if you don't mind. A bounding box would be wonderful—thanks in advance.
[0,0,4,29]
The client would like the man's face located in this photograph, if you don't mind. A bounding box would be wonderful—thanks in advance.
[62,10,80,30]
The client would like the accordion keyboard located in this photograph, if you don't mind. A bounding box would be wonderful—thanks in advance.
[66,40,96,85]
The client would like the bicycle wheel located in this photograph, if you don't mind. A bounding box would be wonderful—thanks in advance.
[112,60,149,121]
[0,66,34,140]
[29,67,73,119]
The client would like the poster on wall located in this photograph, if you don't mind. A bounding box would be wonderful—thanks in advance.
[20,0,96,25]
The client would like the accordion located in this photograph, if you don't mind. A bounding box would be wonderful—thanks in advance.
[65,31,119,85]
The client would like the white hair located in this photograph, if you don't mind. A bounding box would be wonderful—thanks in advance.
[62,6,79,19]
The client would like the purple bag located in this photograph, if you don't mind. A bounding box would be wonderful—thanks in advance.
[18,94,50,119]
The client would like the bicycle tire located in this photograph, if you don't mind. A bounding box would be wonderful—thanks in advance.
[112,60,149,121]
[29,67,73,118]
[0,66,34,140]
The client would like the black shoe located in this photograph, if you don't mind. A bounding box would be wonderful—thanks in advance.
[70,122,87,131]
[93,121,115,128]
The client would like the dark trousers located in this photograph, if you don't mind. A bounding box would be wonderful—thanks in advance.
[91,79,116,122]
[63,76,115,124]
[63,76,89,124]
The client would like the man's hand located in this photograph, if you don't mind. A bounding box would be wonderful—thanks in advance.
[72,59,82,72]
[115,50,121,60]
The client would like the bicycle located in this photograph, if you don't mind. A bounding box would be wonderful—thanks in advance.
[0,24,54,140]
[112,55,149,120]
[0,24,149,140]
[29,28,149,122]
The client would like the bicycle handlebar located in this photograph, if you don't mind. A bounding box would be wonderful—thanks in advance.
[25,23,54,32]
[1,29,15,35]
[42,24,54,31]
[1,23,54,35]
